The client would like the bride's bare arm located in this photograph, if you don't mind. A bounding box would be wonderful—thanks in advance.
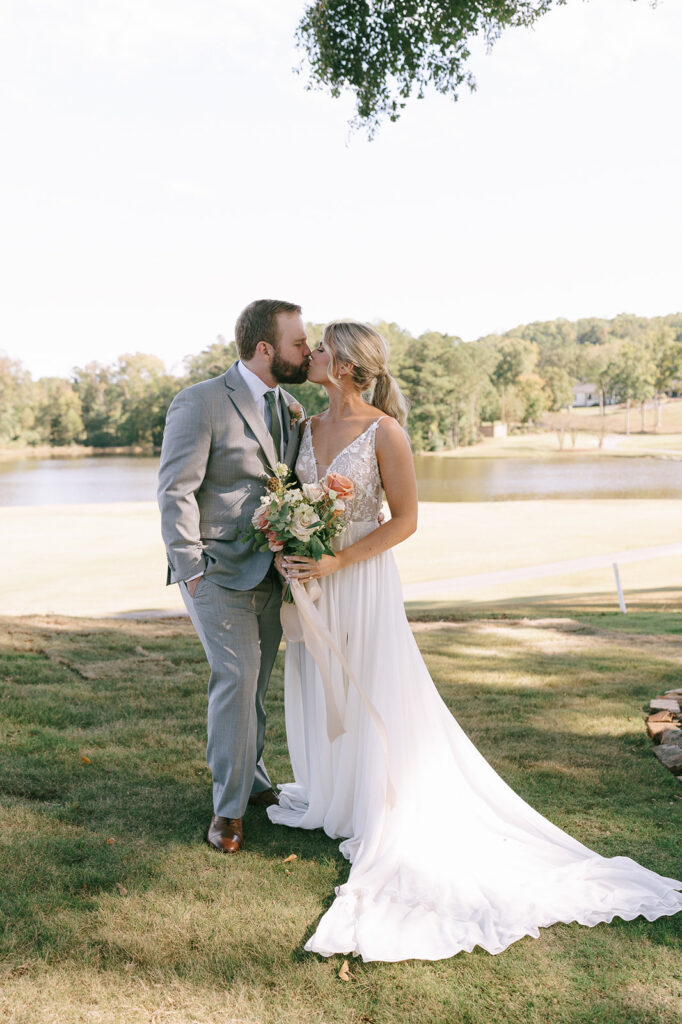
[283,417,417,581]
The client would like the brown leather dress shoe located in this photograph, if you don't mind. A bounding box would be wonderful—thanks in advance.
[247,787,279,808]
[207,814,243,853]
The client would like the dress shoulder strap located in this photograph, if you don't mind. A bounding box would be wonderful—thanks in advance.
[369,415,389,439]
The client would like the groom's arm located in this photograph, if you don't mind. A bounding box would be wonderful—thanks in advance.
[157,386,212,586]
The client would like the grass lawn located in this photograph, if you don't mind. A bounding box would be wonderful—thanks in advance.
[1,610,680,1024]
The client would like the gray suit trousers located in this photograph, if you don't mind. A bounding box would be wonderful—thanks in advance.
[181,568,283,819]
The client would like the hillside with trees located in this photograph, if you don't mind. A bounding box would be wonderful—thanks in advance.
[1,313,681,453]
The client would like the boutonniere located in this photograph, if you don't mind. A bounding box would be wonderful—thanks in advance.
[288,402,303,428]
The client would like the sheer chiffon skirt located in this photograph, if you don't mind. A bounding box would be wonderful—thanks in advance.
[268,522,682,962]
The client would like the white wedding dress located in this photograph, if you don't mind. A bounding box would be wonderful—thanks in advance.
[268,418,682,963]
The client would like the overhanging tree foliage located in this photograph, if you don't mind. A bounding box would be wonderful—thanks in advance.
[296,0,566,135]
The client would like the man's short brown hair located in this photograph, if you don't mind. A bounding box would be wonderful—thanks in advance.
[234,299,302,361]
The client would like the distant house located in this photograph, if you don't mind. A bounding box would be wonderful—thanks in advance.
[480,421,508,438]
[572,383,600,407]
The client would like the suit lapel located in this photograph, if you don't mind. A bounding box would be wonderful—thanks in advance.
[223,365,279,473]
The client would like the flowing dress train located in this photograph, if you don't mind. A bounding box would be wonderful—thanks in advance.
[268,418,682,963]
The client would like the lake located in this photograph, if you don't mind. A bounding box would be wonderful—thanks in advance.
[1,453,681,506]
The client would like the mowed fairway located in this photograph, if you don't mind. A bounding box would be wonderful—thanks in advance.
[0,611,680,1024]
[1,498,681,617]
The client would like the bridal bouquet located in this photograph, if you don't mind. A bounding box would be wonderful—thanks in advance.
[246,462,354,602]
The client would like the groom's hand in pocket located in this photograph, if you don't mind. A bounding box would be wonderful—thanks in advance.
[186,576,202,598]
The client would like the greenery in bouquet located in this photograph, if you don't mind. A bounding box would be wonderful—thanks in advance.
[245,462,354,602]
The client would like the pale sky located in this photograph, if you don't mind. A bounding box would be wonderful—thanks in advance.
[1,0,680,379]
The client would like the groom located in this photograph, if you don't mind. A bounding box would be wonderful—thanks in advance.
[157,299,311,853]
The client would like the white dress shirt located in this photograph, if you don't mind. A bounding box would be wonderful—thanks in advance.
[185,361,284,584]
[236,360,285,452]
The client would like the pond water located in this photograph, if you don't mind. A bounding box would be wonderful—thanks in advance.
[412,453,682,502]
[1,453,681,506]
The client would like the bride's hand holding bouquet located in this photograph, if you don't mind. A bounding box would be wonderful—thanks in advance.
[245,462,354,599]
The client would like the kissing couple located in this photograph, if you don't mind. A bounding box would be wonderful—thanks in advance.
[158,298,682,963]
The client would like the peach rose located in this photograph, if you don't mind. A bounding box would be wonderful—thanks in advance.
[251,506,270,530]
[265,529,284,552]
[324,472,354,499]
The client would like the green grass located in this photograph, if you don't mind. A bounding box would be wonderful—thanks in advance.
[406,585,682,628]
[1,612,681,1024]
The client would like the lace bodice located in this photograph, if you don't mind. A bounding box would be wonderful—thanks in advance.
[296,418,384,523]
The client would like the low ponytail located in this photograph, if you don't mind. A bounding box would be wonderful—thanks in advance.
[371,371,409,429]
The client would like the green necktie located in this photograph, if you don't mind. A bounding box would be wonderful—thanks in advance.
[263,389,282,458]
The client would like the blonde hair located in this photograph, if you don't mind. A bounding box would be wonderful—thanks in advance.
[322,320,409,428]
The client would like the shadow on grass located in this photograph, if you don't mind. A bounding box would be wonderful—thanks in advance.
[406,584,682,628]
[0,613,680,998]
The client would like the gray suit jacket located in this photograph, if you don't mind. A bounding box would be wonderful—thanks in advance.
[157,362,302,591]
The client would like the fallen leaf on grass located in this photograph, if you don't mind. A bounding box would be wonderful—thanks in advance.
[338,960,351,982]
[115,882,128,895]
[80,756,91,764]
[105,837,116,845]
[282,854,298,863]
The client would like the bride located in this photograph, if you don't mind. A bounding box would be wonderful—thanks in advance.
[268,319,682,963]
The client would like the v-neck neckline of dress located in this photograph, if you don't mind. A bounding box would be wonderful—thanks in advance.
[307,417,383,478]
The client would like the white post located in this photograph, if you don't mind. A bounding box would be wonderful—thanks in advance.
[612,563,626,613]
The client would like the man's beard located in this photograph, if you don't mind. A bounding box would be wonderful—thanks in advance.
[271,349,310,384]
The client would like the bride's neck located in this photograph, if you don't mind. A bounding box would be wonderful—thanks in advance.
[321,384,365,421]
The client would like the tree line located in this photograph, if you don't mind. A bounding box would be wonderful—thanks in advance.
[1,313,681,453]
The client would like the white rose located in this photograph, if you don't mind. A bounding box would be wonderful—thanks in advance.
[289,503,319,542]
[302,482,325,502]
[290,522,314,542]
[294,504,318,528]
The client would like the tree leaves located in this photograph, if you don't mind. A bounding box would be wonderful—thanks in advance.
[296,1,566,135]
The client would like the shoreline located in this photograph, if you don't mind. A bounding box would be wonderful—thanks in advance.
[418,431,682,460]
[5,436,679,464]
[0,444,157,461]
[4,399,681,463]
[4,434,682,464]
